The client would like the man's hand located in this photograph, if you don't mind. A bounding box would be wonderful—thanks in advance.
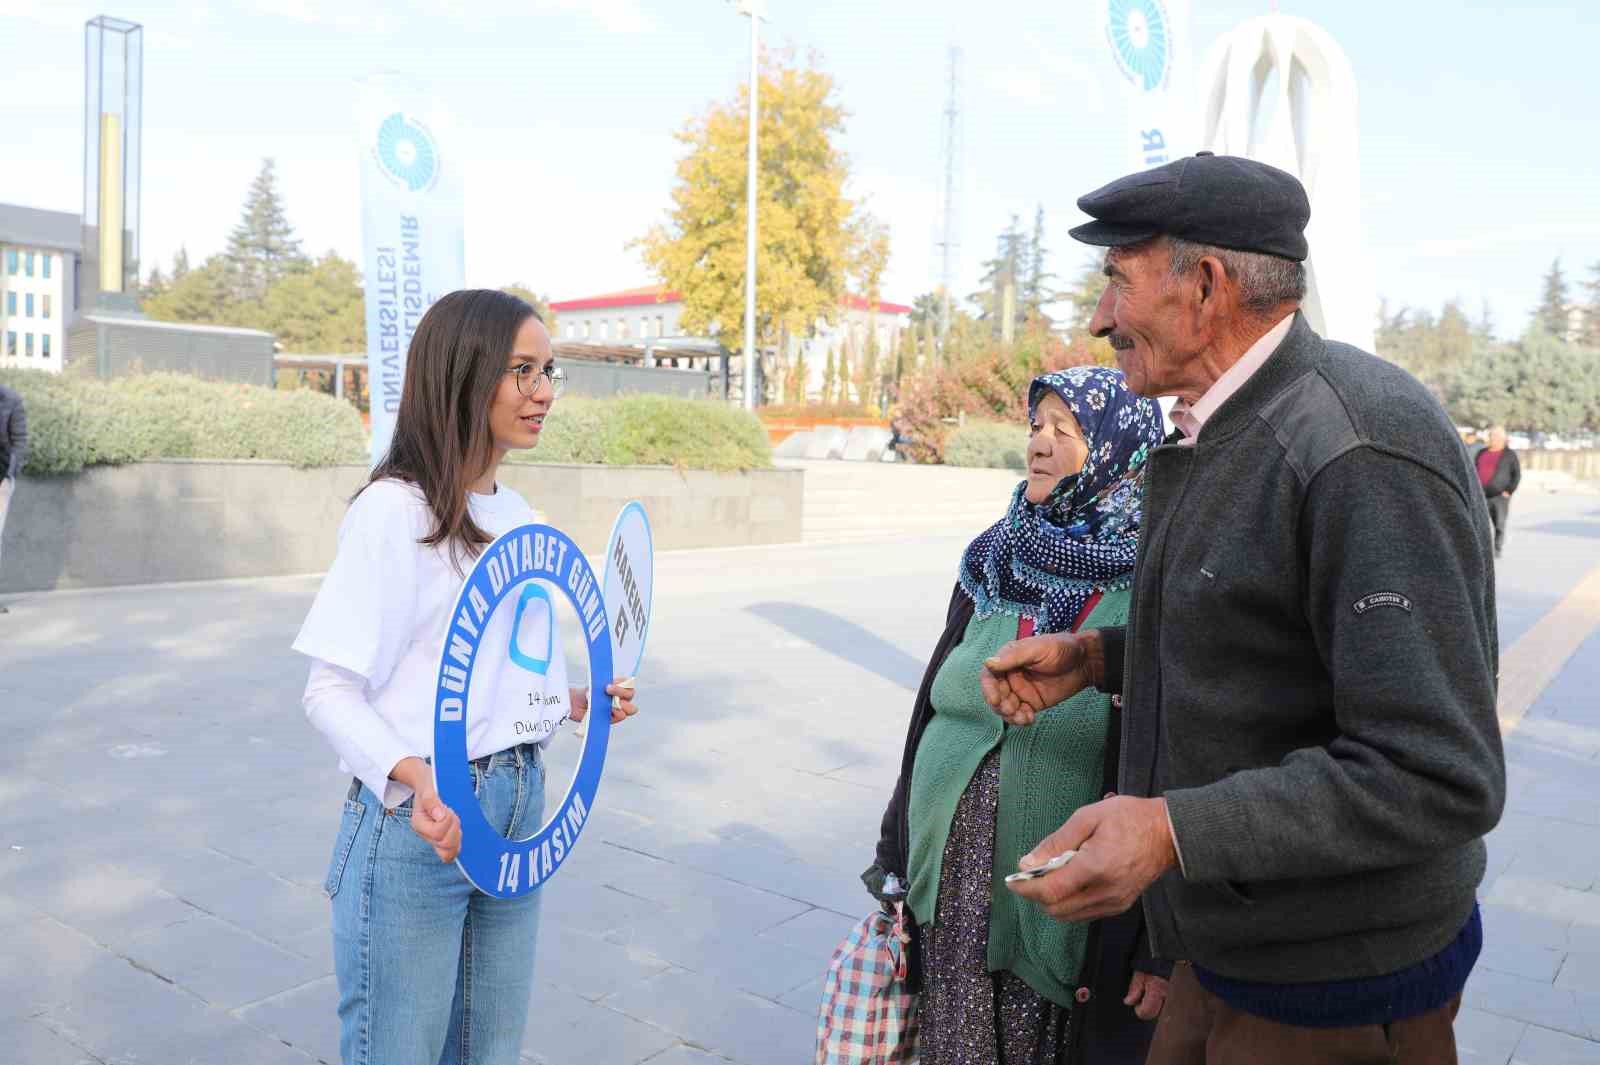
[1005,796,1178,921]
[1124,972,1168,1021]
[981,631,1104,725]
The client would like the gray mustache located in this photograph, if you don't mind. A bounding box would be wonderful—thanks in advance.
[1108,334,1135,351]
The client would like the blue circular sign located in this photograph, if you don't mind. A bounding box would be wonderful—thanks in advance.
[1106,0,1172,94]
[432,523,613,898]
[376,111,439,193]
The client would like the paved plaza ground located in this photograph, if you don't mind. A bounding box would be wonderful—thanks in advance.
[2,482,1599,1065]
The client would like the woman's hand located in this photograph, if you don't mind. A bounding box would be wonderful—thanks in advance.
[1124,971,1168,1021]
[568,678,641,726]
[390,756,462,863]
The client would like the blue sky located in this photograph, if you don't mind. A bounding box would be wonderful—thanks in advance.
[2,0,1596,339]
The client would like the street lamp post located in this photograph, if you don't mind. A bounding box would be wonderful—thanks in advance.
[736,0,764,410]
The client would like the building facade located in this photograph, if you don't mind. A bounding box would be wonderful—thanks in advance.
[549,284,911,402]
[0,206,81,373]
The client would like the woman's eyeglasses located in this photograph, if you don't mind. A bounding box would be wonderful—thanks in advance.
[506,363,566,399]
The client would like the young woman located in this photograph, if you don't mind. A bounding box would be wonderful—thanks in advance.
[293,289,639,1065]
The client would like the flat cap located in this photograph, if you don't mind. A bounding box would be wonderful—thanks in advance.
[1069,152,1310,262]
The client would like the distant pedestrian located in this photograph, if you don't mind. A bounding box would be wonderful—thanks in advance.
[0,381,27,613]
[1477,425,1521,558]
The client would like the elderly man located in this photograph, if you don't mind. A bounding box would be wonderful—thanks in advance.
[981,154,1503,1065]
[1477,425,1521,558]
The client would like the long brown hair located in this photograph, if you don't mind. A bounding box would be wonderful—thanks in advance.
[362,288,539,572]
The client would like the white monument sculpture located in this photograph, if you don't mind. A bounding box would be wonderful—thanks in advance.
[1197,15,1375,351]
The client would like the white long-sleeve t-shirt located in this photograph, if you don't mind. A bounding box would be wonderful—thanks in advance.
[294,478,568,808]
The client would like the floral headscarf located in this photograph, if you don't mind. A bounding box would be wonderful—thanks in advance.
[958,366,1164,634]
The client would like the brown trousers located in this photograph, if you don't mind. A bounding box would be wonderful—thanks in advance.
[1145,963,1461,1065]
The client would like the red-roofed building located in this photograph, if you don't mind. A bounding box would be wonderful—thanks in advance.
[549,284,912,401]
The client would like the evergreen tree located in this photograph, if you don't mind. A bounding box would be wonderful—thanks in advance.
[971,214,1028,338]
[225,158,307,305]
[1474,299,1496,343]
[1535,257,1571,339]
[1023,204,1056,319]
[171,245,190,281]
[1580,261,1600,348]
[143,265,167,301]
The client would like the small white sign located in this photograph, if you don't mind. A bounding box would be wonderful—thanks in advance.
[602,502,654,680]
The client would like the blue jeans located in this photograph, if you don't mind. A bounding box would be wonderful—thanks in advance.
[324,745,546,1065]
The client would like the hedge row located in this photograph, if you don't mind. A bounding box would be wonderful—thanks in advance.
[943,420,1028,471]
[0,369,773,475]
[506,394,773,472]
[0,369,368,474]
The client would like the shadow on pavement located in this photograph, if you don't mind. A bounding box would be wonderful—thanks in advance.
[744,602,926,691]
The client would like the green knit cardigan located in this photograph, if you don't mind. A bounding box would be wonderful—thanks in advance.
[906,587,1129,1008]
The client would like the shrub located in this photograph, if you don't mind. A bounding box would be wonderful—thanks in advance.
[944,420,1028,470]
[891,326,1102,464]
[0,368,368,474]
[504,394,772,471]
[0,370,772,475]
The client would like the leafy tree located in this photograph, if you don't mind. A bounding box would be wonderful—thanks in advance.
[143,254,234,325]
[1534,257,1571,339]
[500,285,557,329]
[225,158,307,305]
[1444,328,1600,431]
[909,290,942,327]
[252,253,366,352]
[637,51,877,358]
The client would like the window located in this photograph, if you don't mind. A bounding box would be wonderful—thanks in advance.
[639,318,651,339]
[4,292,13,315]
[4,249,15,275]
[618,318,630,339]
[25,294,34,317]
[657,315,665,337]
[24,252,34,277]
[583,320,592,339]
[600,320,611,340]
[42,334,50,358]
[42,295,50,319]
[42,254,51,279]
[4,332,13,355]
[25,333,33,357]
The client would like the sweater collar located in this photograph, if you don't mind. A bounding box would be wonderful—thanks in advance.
[1189,311,1323,446]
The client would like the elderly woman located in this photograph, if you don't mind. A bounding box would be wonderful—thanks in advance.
[866,366,1168,1065]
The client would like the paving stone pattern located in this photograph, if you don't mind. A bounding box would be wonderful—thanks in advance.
[1,488,1597,1063]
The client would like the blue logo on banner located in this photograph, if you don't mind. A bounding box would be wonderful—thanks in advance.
[376,112,439,193]
[433,524,613,898]
[1107,0,1171,93]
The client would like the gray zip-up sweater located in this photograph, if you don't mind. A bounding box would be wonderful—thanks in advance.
[0,384,27,481]
[1104,313,1504,984]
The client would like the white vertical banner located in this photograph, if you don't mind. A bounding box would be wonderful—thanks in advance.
[355,73,466,465]
[1100,0,1192,172]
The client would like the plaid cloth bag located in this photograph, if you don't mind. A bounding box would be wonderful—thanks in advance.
[815,901,920,1064]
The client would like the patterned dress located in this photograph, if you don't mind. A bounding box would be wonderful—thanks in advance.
[918,750,1072,1065]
